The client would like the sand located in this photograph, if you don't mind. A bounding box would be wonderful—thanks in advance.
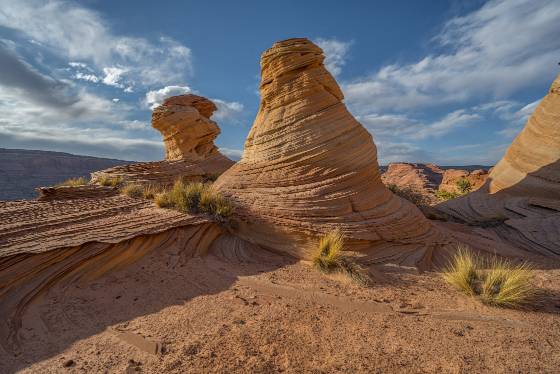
[2,235,559,373]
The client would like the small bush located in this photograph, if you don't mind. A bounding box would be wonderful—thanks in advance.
[443,247,535,308]
[56,176,88,187]
[312,229,370,286]
[155,180,234,222]
[121,184,144,199]
[456,178,473,194]
[436,190,461,201]
[387,184,430,206]
[141,184,162,200]
[97,175,123,187]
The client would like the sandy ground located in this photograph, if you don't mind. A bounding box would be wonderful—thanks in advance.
[2,240,560,374]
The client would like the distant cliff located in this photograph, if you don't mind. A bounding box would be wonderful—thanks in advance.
[0,148,129,200]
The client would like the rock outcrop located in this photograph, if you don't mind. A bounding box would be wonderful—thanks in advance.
[91,95,234,186]
[439,169,489,194]
[214,38,447,260]
[152,95,222,161]
[437,74,560,257]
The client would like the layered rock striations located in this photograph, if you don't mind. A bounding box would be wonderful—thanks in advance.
[438,74,560,257]
[214,38,447,259]
[91,94,234,186]
[152,95,223,161]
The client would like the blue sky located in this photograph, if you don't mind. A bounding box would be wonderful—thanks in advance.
[0,0,558,165]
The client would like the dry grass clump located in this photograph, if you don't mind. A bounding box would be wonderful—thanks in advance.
[443,247,535,308]
[121,184,144,198]
[387,184,430,206]
[56,176,88,187]
[97,175,123,187]
[312,229,369,286]
[155,179,234,222]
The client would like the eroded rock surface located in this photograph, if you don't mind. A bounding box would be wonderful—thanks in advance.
[215,38,448,260]
[437,74,560,257]
[152,95,222,161]
[91,95,234,187]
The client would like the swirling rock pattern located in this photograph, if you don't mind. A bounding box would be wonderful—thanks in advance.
[438,74,560,257]
[215,38,447,258]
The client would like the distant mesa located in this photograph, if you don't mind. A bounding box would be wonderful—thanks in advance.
[437,73,560,257]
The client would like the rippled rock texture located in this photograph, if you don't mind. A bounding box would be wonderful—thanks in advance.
[438,74,560,257]
[215,38,447,259]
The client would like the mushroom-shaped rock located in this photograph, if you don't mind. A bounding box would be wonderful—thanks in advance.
[90,95,234,186]
[152,94,222,161]
[214,38,446,260]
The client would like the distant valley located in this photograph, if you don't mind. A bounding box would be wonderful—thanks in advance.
[0,148,130,200]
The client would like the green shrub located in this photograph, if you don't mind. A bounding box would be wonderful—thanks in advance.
[436,190,461,201]
[456,178,473,194]
[55,176,88,187]
[443,247,535,308]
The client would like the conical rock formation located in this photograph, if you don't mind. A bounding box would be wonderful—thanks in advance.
[437,73,560,257]
[215,38,446,259]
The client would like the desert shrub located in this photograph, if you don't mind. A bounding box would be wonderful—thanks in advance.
[141,184,163,200]
[435,190,461,201]
[387,184,430,206]
[121,184,144,198]
[97,175,123,187]
[199,187,234,221]
[312,229,369,286]
[443,247,535,307]
[155,180,234,222]
[55,176,88,187]
[456,178,473,194]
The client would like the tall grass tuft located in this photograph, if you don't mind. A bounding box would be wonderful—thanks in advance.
[121,184,144,199]
[55,176,89,187]
[312,229,370,286]
[97,175,123,187]
[442,247,479,296]
[443,247,535,308]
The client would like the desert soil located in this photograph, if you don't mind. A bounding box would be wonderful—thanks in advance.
[3,242,560,374]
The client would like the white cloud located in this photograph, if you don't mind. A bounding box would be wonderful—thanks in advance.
[211,99,244,123]
[219,147,243,160]
[359,109,480,140]
[0,0,193,91]
[314,38,352,76]
[144,85,192,109]
[102,67,127,88]
[343,0,560,113]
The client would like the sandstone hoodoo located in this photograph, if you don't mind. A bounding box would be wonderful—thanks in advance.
[214,38,446,260]
[437,74,560,257]
[91,94,234,186]
[152,94,223,161]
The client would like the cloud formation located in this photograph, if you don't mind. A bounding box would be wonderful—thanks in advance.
[0,0,192,91]
[315,38,352,76]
